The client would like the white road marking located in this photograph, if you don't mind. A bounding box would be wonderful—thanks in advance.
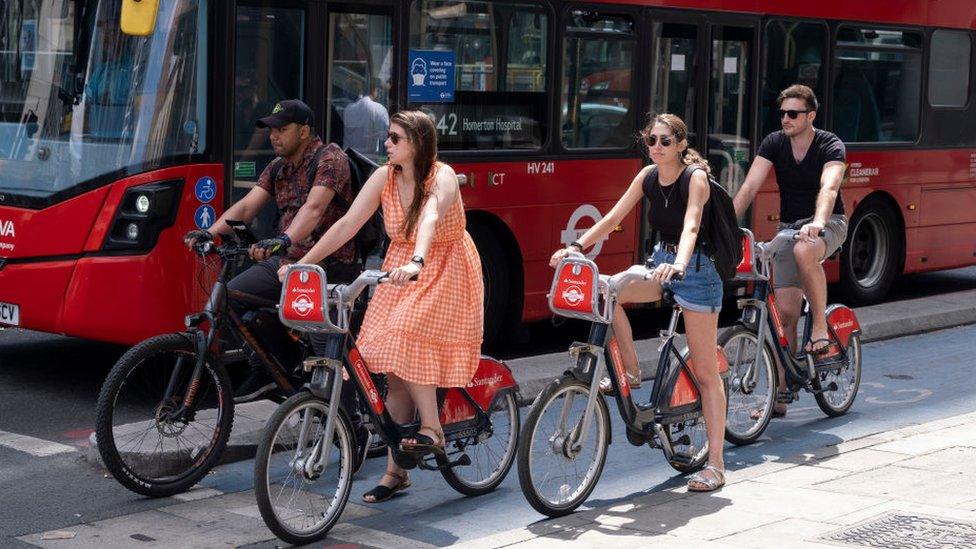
[0,430,77,457]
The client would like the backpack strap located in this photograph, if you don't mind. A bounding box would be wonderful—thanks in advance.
[676,164,708,271]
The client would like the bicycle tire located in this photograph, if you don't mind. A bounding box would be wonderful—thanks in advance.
[720,325,776,445]
[254,391,354,545]
[95,333,234,497]
[517,376,611,517]
[440,392,520,496]
[814,334,862,417]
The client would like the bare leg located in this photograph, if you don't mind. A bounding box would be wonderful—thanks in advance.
[683,310,725,479]
[609,279,663,380]
[773,286,803,414]
[401,382,442,447]
[793,238,829,351]
[380,376,415,486]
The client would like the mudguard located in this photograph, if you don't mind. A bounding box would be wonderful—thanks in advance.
[826,304,860,349]
[440,356,518,425]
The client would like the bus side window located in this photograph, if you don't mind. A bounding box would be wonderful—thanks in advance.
[409,1,549,151]
[561,10,636,149]
[832,28,922,143]
[761,20,827,137]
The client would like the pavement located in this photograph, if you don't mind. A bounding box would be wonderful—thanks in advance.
[84,288,976,469]
[466,409,976,549]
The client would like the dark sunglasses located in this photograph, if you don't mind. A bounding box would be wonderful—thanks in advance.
[777,109,811,120]
[644,134,674,147]
[387,131,410,144]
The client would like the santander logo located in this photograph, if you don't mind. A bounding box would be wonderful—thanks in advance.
[562,285,585,305]
[291,294,315,316]
[467,374,503,389]
[0,219,14,238]
[834,320,855,330]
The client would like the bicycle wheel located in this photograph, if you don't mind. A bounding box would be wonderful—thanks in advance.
[95,333,233,497]
[814,334,862,417]
[254,391,354,545]
[441,392,520,496]
[720,325,776,445]
[517,376,611,517]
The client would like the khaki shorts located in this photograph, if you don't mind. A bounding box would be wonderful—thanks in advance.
[773,214,848,289]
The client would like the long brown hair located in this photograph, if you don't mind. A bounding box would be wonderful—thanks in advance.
[640,113,712,177]
[390,110,439,238]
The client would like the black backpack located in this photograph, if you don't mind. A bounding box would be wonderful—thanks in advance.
[269,145,387,267]
[677,165,744,281]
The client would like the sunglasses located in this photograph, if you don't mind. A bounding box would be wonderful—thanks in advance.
[777,109,811,120]
[644,134,674,147]
[387,131,410,145]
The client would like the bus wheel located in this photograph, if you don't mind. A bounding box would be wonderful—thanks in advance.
[469,223,510,347]
[839,198,901,304]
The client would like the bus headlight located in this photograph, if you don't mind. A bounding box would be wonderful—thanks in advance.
[102,179,183,253]
[135,194,151,213]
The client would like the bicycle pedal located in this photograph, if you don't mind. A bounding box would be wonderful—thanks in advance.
[811,382,839,394]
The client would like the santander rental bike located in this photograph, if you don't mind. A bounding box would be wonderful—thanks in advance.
[516,252,730,517]
[722,228,863,446]
[253,264,521,545]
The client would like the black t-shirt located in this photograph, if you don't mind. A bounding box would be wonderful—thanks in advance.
[642,166,698,243]
[756,129,846,223]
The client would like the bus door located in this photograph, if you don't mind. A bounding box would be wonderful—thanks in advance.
[642,11,705,260]
[232,2,308,239]
[705,19,757,204]
[324,3,395,165]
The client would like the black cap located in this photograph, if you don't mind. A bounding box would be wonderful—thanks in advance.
[256,99,314,129]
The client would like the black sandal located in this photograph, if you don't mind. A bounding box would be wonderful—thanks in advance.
[400,425,446,457]
[362,470,411,503]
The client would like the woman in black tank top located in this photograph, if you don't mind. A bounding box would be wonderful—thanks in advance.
[549,113,728,492]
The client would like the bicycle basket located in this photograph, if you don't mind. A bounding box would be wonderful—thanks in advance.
[734,228,763,280]
[548,255,609,323]
[279,264,345,333]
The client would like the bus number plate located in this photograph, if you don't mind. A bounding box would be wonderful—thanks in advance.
[0,301,19,326]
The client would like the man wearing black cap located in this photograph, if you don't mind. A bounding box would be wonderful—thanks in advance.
[184,99,370,469]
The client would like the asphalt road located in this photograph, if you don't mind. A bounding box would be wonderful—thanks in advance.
[0,265,974,545]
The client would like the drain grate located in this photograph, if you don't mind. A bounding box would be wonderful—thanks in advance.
[820,512,976,549]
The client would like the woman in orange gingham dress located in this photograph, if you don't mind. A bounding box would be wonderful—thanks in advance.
[282,110,483,503]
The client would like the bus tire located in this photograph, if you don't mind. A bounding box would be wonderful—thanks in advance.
[469,223,510,347]
[839,198,901,304]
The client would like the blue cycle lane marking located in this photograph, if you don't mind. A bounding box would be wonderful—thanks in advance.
[199,324,976,545]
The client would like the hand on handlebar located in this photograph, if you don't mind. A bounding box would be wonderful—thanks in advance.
[386,262,421,286]
[549,246,583,267]
[797,221,826,243]
[184,229,213,251]
[647,261,685,283]
[251,234,291,261]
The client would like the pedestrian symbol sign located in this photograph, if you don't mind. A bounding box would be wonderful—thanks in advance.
[194,205,216,229]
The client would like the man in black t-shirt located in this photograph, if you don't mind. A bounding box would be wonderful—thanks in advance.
[733,84,848,416]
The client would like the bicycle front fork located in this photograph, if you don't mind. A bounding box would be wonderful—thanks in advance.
[292,359,344,478]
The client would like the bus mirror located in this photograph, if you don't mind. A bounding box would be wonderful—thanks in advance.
[120,0,160,37]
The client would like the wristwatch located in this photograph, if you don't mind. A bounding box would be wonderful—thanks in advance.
[410,255,425,268]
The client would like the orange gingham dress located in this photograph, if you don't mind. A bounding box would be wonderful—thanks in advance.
[356,162,484,387]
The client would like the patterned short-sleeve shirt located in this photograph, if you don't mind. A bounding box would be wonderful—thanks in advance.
[256,138,356,262]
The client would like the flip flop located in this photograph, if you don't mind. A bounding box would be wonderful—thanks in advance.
[805,338,838,357]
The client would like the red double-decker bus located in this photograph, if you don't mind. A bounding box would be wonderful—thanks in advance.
[2,0,975,346]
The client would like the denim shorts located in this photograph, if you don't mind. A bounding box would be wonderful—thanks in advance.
[651,244,723,313]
